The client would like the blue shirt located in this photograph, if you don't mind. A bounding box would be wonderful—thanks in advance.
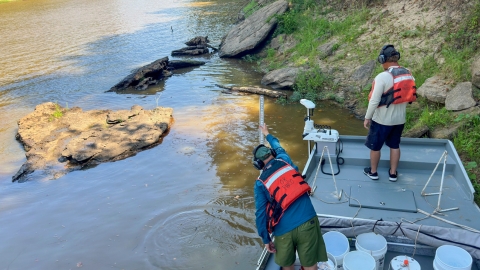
[254,134,317,244]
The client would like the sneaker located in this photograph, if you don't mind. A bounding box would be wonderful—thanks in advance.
[389,168,398,182]
[363,167,379,180]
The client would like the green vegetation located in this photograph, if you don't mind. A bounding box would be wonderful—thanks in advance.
[49,103,63,121]
[453,115,480,204]
[243,0,260,18]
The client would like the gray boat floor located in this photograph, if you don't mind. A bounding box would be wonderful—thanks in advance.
[307,136,480,231]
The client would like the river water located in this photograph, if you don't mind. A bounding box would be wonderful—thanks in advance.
[0,0,366,269]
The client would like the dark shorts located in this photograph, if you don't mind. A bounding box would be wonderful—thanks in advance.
[365,120,404,151]
[274,217,327,267]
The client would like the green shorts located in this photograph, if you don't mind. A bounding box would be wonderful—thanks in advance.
[274,217,327,267]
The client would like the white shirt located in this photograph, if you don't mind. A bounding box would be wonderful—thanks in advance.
[365,68,407,125]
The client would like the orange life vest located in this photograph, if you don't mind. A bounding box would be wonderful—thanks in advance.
[257,159,311,233]
[369,66,417,108]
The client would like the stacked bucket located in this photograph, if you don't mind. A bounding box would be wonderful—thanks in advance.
[322,230,474,270]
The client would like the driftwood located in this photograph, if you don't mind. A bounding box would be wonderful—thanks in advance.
[171,45,209,56]
[216,84,287,98]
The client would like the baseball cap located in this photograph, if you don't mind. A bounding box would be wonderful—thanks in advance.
[255,146,271,160]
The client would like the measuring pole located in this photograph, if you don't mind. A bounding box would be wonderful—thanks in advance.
[259,95,264,144]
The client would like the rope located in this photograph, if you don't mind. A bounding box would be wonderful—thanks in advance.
[412,224,422,258]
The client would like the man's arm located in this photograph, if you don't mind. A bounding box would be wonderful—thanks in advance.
[259,123,299,171]
[254,181,271,244]
[365,73,387,124]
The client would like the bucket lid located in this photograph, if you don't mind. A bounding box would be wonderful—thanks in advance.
[390,256,421,270]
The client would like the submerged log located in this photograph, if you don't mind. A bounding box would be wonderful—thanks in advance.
[109,57,171,92]
[171,45,209,56]
[216,84,287,98]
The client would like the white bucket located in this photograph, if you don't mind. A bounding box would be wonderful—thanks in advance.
[323,231,350,270]
[433,245,472,270]
[317,252,337,270]
[390,255,421,270]
[355,232,388,270]
[343,251,376,270]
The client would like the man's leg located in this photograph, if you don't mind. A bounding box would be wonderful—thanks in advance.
[303,265,317,270]
[390,147,400,174]
[282,265,295,270]
[370,150,381,173]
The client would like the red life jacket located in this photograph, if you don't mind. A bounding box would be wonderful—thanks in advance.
[257,159,311,233]
[369,66,417,108]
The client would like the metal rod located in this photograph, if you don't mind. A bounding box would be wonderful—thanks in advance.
[436,152,448,211]
[259,95,264,145]
[421,150,447,196]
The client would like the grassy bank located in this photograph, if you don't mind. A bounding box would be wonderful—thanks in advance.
[246,0,480,204]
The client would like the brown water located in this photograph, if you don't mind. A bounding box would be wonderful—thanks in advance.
[0,0,366,269]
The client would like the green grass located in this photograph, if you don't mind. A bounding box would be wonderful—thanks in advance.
[49,103,63,121]
[453,115,480,204]
[290,67,335,102]
[243,0,260,18]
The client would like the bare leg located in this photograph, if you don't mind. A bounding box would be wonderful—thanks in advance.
[303,265,318,270]
[390,148,400,173]
[282,265,295,270]
[370,150,381,173]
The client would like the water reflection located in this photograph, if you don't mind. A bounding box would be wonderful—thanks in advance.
[0,0,366,269]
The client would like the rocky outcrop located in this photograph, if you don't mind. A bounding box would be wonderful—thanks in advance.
[472,57,480,88]
[348,60,376,90]
[445,82,477,111]
[416,76,452,104]
[261,67,300,89]
[317,40,338,59]
[269,34,298,55]
[403,124,429,138]
[218,0,288,58]
[13,102,173,182]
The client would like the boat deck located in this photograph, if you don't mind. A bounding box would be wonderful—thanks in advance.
[306,136,480,231]
[257,135,480,270]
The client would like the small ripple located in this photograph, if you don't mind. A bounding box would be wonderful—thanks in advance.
[141,205,258,269]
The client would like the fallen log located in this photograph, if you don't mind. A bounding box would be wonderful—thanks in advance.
[216,84,287,98]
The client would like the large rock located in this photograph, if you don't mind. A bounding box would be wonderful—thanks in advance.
[218,0,288,58]
[261,67,300,89]
[472,57,480,88]
[13,102,173,182]
[416,76,452,103]
[317,40,338,59]
[445,82,477,111]
[348,60,376,90]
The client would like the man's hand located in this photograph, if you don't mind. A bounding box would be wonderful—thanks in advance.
[259,123,270,136]
[265,241,276,253]
[364,119,371,130]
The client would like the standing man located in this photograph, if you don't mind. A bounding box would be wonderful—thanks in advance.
[253,123,328,270]
[364,44,416,182]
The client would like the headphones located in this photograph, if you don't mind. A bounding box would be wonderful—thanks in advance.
[377,44,401,64]
[252,144,277,170]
